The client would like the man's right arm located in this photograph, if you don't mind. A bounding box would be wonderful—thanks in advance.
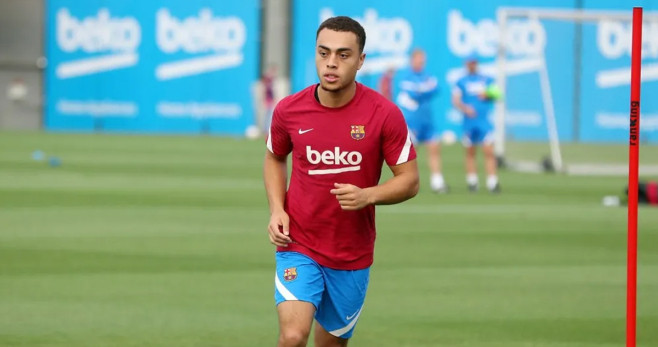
[263,150,292,247]
[451,84,475,117]
[400,76,438,101]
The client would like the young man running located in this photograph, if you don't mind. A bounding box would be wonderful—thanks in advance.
[264,16,419,347]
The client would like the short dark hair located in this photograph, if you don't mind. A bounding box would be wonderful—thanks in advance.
[316,16,366,53]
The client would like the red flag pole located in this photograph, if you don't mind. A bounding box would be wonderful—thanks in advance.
[627,6,642,347]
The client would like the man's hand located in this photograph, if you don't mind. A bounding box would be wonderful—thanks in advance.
[330,183,372,211]
[463,105,476,118]
[268,210,292,247]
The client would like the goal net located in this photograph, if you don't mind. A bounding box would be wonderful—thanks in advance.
[494,7,658,175]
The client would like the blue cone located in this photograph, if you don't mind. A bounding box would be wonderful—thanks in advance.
[32,150,45,161]
[48,156,61,167]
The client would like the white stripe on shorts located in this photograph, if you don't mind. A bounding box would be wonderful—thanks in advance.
[328,305,364,337]
[274,271,298,301]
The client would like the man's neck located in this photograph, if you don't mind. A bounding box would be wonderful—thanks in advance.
[317,82,356,108]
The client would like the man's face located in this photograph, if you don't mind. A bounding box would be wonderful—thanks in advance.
[411,51,426,72]
[315,29,365,92]
[466,60,478,73]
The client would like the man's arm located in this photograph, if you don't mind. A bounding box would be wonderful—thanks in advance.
[400,77,438,101]
[263,150,292,246]
[452,87,475,117]
[330,159,419,211]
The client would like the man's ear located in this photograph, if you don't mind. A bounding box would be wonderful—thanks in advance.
[357,53,366,70]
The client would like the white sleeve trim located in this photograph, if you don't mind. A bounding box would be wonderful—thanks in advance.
[266,125,274,153]
[395,129,413,165]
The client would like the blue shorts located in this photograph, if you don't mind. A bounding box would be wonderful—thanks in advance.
[274,251,370,339]
[462,126,494,147]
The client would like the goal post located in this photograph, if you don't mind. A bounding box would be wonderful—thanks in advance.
[494,7,658,174]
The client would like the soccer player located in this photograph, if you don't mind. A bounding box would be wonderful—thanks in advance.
[263,16,419,347]
[396,49,447,193]
[452,55,500,193]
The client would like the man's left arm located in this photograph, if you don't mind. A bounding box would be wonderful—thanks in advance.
[417,76,439,101]
[399,76,438,101]
[331,106,419,210]
[330,159,419,211]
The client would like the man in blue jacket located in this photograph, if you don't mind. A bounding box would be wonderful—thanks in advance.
[452,55,500,193]
[396,49,447,193]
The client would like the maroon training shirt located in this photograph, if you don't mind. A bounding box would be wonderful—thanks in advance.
[267,82,416,270]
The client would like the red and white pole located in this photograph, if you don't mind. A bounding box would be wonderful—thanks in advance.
[627,6,642,347]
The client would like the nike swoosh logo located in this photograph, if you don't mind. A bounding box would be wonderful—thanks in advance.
[346,310,359,320]
[298,128,314,135]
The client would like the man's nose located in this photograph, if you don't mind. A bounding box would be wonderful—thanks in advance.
[326,54,338,68]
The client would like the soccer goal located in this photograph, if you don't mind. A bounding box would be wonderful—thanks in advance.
[494,7,658,175]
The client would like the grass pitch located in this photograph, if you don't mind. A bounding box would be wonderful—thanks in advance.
[0,132,657,346]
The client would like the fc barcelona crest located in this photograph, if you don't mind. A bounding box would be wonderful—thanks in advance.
[283,267,297,282]
[351,125,365,140]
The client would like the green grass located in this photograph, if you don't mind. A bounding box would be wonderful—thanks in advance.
[505,142,658,165]
[1,131,657,346]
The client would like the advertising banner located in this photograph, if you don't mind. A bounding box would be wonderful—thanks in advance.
[46,0,260,135]
[292,0,658,143]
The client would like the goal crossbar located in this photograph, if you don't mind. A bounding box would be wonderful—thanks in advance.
[494,7,658,173]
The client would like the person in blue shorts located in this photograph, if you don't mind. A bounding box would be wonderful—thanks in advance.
[396,49,447,193]
[452,55,500,193]
[265,16,419,347]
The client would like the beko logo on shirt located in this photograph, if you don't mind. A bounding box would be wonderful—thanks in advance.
[55,8,141,79]
[465,81,486,95]
[155,8,246,80]
[306,146,362,175]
